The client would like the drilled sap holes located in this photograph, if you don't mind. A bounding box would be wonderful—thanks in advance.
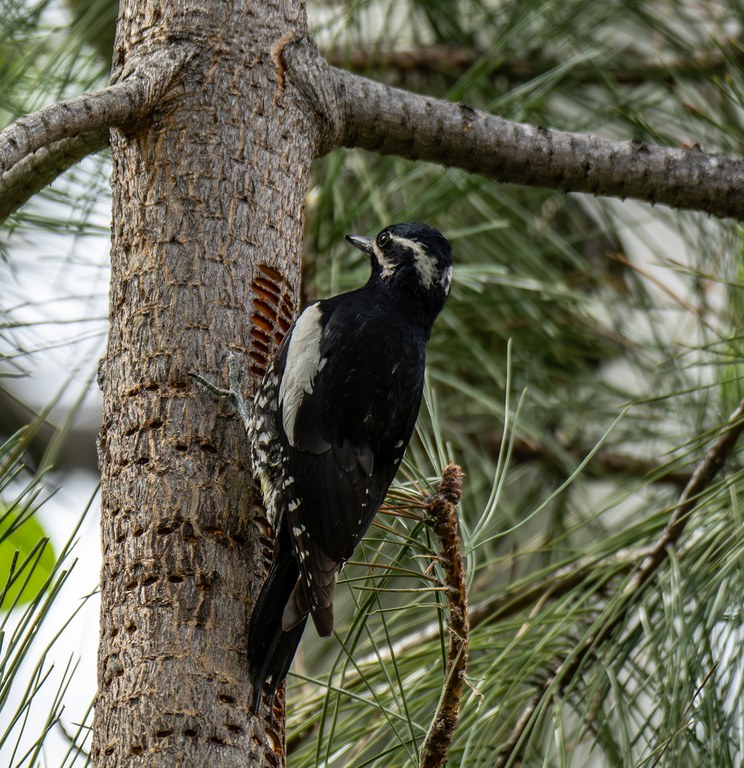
[249,264,295,378]
[196,571,219,592]
[181,520,197,542]
[156,521,175,536]
[123,562,158,592]
[102,652,124,685]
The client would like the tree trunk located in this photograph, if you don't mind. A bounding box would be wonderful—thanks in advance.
[93,1,318,764]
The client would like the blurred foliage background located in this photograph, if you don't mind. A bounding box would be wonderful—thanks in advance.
[1,0,743,766]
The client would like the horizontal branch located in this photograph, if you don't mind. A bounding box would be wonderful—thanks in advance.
[325,45,482,77]
[481,431,692,488]
[330,67,744,220]
[280,38,744,221]
[0,45,195,218]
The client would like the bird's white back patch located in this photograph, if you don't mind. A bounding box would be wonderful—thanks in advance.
[388,234,437,288]
[279,303,324,445]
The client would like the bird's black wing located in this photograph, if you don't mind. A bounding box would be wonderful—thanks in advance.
[277,295,425,637]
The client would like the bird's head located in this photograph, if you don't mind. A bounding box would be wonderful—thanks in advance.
[346,222,453,307]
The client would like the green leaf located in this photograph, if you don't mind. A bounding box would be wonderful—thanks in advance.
[0,506,56,612]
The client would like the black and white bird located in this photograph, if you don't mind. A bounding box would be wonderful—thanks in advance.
[242,222,452,711]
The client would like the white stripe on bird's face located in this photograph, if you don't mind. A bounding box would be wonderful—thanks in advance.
[372,240,396,278]
[279,302,324,446]
[387,233,438,288]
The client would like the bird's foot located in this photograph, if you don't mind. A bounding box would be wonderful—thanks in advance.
[190,352,251,431]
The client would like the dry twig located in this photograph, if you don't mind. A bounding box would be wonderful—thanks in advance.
[419,463,469,768]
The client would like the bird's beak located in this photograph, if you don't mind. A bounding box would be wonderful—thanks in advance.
[345,234,376,255]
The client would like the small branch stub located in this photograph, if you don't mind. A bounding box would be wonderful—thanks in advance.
[420,463,468,768]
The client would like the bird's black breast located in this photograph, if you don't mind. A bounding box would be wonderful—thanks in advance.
[318,298,426,449]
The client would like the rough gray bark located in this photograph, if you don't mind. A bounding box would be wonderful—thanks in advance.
[93,1,317,765]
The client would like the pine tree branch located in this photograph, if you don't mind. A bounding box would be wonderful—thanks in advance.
[419,464,468,768]
[0,45,196,220]
[332,67,744,220]
[279,37,744,220]
[495,396,744,768]
[0,130,110,222]
[353,542,646,678]
[325,45,483,77]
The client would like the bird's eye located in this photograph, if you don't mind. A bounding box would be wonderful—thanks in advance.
[377,232,390,248]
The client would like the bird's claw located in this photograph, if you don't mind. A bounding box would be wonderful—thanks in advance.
[227,352,244,390]
[190,354,251,432]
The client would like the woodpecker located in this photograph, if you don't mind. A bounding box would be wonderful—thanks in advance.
[196,222,452,711]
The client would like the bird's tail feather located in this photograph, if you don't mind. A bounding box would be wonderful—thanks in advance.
[248,548,307,713]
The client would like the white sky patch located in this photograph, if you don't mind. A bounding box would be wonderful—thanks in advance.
[279,303,324,445]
